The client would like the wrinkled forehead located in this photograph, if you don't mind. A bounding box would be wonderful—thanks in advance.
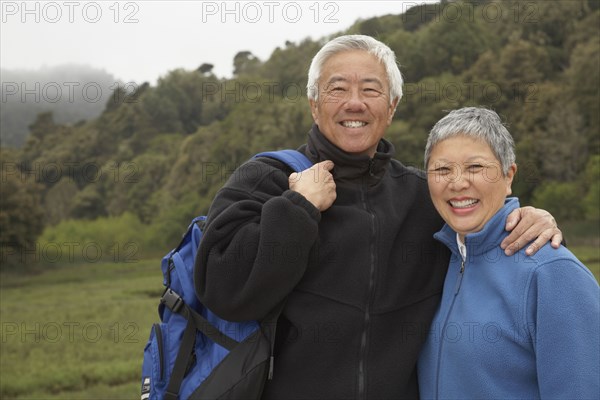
[319,50,389,85]
[323,74,386,88]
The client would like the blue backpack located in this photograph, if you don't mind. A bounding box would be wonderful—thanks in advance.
[141,150,313,400]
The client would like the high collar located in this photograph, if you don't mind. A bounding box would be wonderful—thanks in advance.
[434,198,521,259]
[303,123,394,186]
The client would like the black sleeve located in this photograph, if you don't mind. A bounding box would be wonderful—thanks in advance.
[194,158,320,321]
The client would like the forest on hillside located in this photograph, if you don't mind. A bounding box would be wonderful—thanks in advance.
[1,0,599,268]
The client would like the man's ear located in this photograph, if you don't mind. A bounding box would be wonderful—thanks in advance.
[387,97,400,124]
[309,99,319,124]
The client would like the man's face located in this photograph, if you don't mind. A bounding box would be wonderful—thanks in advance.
[309,50,399,157]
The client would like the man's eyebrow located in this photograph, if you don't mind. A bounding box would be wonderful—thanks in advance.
[362,77,384,86]
[325,76,348,86]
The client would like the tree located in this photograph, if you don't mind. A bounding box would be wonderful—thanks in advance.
[582,155,600,220]
[260,38,320,92]
[497,39,551,102]
[43,178,79,225]
[400,2,442,32]
[356,17,383,37]
[140,69,220,135]
[198,63,214,75]
[386,29,423,84]
[0,149,45,269]
[70,184,107,220]
[538,102,587,181]
[414,3,497,78]
[518,0,589,48]
[565,32,600,152]
[123,153,172,224]
[233,51,262,76]
[532,181,584,221]
[18,112,59,171]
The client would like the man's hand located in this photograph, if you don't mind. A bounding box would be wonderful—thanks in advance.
[289,160,337,211]
[501,206,563,256]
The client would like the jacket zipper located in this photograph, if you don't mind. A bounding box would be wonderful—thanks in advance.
[455,259,465,294]
[434,258,465,398]
[358,186,377,400]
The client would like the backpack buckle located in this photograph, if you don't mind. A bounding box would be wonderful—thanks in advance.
[161,288,184,313]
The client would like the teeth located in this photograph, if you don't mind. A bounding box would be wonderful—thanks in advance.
[342,121,366,128]
[449,199,478,208]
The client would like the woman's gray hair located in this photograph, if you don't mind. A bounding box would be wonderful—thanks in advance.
[424,107,516,175]
[306,35,403,106]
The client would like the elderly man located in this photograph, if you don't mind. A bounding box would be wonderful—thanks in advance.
[195,35,561,399]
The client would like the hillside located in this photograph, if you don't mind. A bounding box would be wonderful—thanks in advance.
[2,0,598,268]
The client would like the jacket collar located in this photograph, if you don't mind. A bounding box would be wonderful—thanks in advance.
[303,123,394,186]
[434,197,521,259]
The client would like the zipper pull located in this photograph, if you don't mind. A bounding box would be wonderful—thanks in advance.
[268,356,275,380]
[454,260,465,295]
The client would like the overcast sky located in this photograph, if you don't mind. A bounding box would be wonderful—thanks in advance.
[1,0,438,84]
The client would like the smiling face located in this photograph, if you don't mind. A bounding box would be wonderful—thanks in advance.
[427,135,517,240]
[309,50,399,157]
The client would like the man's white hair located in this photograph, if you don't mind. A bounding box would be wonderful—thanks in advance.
[306,35,403,107]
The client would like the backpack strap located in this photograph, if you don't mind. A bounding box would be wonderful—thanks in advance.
[162,288,240,400]
[253,149,313,172]
[161,288,238,350]
[164,318,196,400]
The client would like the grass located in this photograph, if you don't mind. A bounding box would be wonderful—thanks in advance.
[562,219,600,282]
[569,245,600,283]
[0,240,597,398]
[0,260,163,399]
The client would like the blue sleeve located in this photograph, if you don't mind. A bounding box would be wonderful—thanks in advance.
[526,257,600,398]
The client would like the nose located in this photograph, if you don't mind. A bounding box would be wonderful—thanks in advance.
[448,169,470,191]
[344,89,367,112]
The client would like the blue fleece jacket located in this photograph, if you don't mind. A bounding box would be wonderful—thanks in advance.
[418,198,600,399]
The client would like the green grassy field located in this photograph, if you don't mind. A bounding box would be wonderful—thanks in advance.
[1,245,598,399]
[0,260,162,399]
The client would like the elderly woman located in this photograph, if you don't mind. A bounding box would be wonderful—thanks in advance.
[417,107,599,399]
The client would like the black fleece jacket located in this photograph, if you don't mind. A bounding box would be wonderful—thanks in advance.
[195,125,450,399]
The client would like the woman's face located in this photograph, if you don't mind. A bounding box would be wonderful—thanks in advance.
[427,135,517,240]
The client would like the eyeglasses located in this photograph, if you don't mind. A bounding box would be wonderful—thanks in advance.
[427,162,505,184]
